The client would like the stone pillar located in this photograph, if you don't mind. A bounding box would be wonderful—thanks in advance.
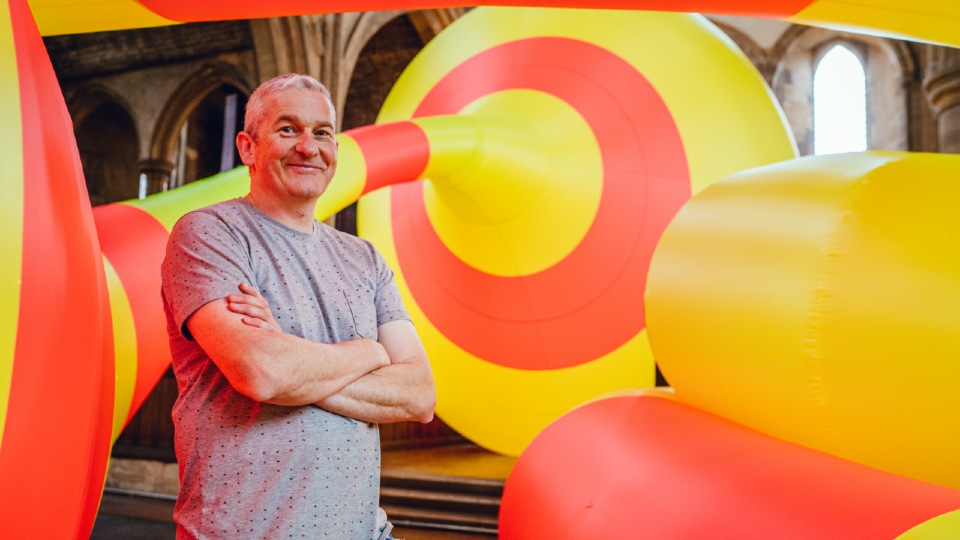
[923,48,960,154]
[138,158,175,197]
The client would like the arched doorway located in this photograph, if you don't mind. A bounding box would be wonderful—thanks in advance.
[74,99,139,205]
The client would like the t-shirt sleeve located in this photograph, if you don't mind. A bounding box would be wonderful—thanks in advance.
[372,247,411,327]
[161,210,255,340]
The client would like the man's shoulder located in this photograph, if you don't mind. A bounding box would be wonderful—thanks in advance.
[172,199,247,232]
[183,198,243,221]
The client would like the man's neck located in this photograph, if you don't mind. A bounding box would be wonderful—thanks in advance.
[244,193,317,233]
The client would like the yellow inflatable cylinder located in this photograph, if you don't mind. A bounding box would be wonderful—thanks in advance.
[646,151,960,489]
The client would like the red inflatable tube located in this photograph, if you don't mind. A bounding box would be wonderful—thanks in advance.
[0,0,114,537]
[93,203,173,424]
[137,0,811,24]
[500,394,960,539]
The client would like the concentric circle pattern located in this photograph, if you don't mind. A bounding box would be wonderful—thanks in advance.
[361,8,797,455]
[397,36,689,370]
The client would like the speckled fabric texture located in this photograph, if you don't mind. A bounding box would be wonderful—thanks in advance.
[161,198,409,539]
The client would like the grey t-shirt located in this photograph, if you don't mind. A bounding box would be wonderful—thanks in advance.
[161,198,409,539]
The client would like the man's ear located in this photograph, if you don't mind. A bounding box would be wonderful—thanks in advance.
[236,131,256,167]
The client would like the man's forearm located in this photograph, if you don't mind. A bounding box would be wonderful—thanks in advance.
[253,335,392,406]
[190,298,391,406]
[218,290,435,416]
[315,361,436,424]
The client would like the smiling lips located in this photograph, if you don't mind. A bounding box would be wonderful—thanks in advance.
[287,162,325,172]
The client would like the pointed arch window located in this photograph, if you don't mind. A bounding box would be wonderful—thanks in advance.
[169,85,247,189]
[813,44,867,155]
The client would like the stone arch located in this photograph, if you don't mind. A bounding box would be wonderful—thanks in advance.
[711,20,776,85]
[151,61,253,162]
[340,13,429,131]
[338,9,466,103]
[338,11,411,111]
[249,9,465,131]
[329,13,432,236]
[150,62,253,190]
[337,10,466,126]
[67,83,136,128]
[66,85,140,205]
[771,26,914,155]
[923,47,960,153]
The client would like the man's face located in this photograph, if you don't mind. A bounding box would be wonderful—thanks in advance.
[238,87,338,203]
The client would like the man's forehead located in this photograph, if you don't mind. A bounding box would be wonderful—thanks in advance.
[265,89,334,123]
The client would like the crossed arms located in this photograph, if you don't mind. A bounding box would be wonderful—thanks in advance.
[186,283,436,424]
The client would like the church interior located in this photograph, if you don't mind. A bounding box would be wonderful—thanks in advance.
[4,1,960,538]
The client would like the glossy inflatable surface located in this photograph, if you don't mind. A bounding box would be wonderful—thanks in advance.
[500,151,960,538]
[501,392,960,539]
[359,7,795,455]
[646,151,960,490]
[0,1,113,537]
[4,0,960,538]
[26,0,960,50]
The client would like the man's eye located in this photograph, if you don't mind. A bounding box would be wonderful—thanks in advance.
[314,129,330,138]
[279,126,296,135]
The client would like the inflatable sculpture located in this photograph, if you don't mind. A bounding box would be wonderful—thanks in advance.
[358,7,795,456]
[25,0,960,49]
[2,0,960,538]
[500,152,960,538]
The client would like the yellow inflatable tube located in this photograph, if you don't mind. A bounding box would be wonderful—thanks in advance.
[27,0,960,51]
[646,151,960,490]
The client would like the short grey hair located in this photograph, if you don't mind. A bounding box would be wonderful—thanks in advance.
[243,74,336,140]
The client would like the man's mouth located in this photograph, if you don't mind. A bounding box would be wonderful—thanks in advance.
[288,163,323,171]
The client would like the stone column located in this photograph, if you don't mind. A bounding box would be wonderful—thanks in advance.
[923,48,960,154]
[137,158,175,197]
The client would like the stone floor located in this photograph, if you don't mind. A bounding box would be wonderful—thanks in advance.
[90,513,175,540]
[90,444,514,539]
[90,513,492,539]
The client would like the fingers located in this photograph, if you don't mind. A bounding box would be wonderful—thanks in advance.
[239,316,273,330]
[227,299,267,318]
[230,284,265,305]
[237,282,263,298]
[227,295,267,315]
[228,283,281,333]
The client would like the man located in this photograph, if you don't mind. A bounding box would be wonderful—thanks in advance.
[161,73,436,539]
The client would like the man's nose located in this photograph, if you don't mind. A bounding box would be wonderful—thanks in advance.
[296,133,319,157]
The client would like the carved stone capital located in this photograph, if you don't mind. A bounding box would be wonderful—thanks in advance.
[923,53,960,115]
[138,158,175,194]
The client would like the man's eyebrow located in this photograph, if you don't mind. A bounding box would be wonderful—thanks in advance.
[274,114,300,125]
[274,114,333,129]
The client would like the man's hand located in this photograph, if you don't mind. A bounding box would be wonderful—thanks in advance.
[189,285,388,405]
[217,283,435,422]
[317,319,436,424]
[227,283,282,333]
